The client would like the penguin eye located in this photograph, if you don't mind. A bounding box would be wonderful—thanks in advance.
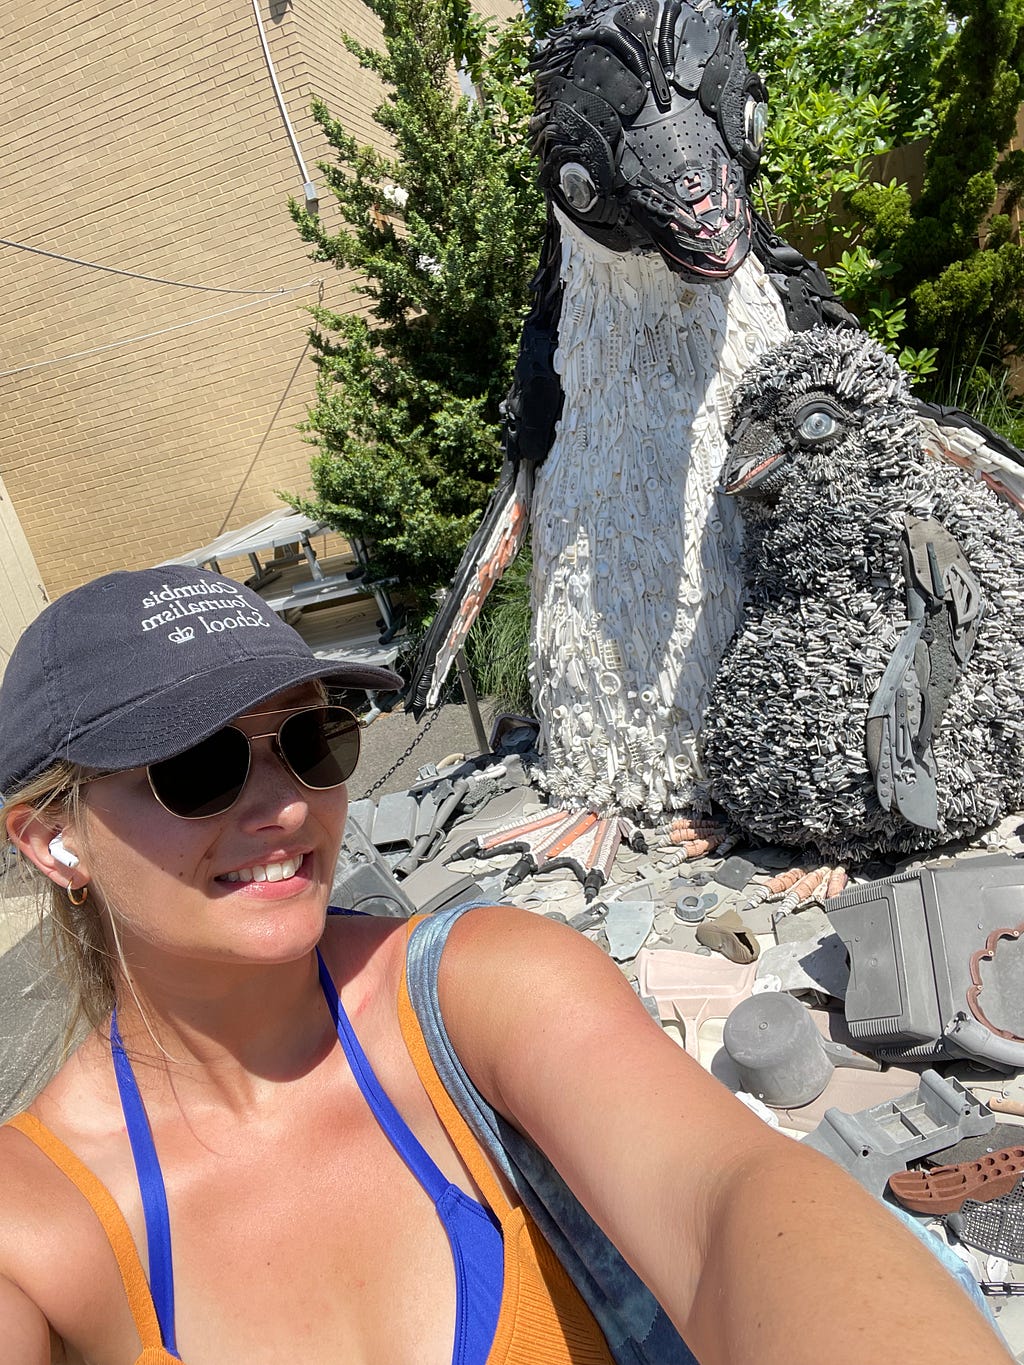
[796,406,839,443]
[745,96,767,151]
[558,162,598,213]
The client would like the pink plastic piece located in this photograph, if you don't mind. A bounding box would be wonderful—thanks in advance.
[635,949,759,1059]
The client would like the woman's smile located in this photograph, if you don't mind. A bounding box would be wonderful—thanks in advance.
[214,850,315,893]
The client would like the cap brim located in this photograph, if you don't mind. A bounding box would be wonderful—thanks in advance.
[66,655,403,772]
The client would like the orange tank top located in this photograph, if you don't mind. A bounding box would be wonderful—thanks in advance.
[4,984,613,1364]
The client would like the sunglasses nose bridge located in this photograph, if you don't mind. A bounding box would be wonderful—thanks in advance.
[148,707,357,818]
[269,730,303,789]
[241,724,305,793]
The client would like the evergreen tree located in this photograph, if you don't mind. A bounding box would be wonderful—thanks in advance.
[288,0,563,603]
[732,0,1024,396]
[851,0,1024,389]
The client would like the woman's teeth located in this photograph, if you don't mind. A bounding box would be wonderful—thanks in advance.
[220,855,303,884]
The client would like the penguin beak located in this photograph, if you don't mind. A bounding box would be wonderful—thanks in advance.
[721,420,786,496]
[634,153,753,280]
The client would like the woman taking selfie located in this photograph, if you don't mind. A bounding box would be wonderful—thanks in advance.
[0,567,1009,1364]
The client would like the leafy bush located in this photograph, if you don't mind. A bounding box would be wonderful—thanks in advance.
[286,0,563,605]
[851,0,1024,388]
[727,0,953,380]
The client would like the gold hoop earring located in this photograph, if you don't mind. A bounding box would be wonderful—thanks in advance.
[66,882,89,907]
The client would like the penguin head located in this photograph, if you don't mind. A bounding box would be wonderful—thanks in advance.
[532,0,767,278]
[721,328,915,504]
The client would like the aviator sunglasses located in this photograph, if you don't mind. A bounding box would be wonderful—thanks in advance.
[145,705,361,819]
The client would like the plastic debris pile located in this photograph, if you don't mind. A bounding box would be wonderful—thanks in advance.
[334,724,1024,1350]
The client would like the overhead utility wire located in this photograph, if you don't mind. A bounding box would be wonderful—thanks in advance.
[0,236,293,295]
[0,281,321,378]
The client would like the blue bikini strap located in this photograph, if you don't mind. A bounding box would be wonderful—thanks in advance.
[110,1008,178,1358]
[315,947,449,1203]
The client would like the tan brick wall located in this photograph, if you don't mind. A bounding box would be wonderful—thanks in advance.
[0,0,390,598]
[1,0,518,601]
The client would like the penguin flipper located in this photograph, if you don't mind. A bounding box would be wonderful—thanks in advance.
[865,515,983,831]
[405,459,534,717]
[915,398,1024,514]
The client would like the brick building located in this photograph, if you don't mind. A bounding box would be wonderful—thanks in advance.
[0,0,510,622]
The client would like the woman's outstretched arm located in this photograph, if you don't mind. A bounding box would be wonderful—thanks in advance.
[438,905,1011,1365]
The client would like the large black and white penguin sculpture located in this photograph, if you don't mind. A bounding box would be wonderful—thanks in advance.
[408,0,855,820]
[700,328,1024,861]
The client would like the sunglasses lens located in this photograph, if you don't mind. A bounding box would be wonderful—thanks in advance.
[280,706,361,789]
[149,726,251,819]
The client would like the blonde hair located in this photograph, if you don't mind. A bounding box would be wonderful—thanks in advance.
[2,761,117,1035]
[2,681,337,1039]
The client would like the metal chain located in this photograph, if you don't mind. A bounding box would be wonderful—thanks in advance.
[356,677,460,801]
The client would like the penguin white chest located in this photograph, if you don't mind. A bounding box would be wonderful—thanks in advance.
[530,217,789,816]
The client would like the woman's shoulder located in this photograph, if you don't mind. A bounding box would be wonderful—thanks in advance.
[315,902,625,1078]
[0,1106,135,1364]
[326,903,569,999]
[0,1030,119,1213]
[434,901,620,985]
[0,1103,88,1350]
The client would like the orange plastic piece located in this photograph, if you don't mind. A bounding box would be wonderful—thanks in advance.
[888,1146,1024,1214]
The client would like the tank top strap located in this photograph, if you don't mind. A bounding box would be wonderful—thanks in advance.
[396,920,515,1221]
[315,947,455,1204]
[4,1112,166,1353]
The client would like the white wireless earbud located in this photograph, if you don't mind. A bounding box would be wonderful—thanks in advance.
[48,834,79,869]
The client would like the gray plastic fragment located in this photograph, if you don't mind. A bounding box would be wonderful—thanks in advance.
[603,900,656,962]
[397,859,491,915]
[802,1070,994,1194]
[496,754,532,785]
[392,780,469,877]
[825,854,1024,1067]
[675,894,710,924]
[569,905,607,933]
[438,787,544,859]
[347,798,376,837]
[927,1124,1024,1167]
[414,788,444,839]
[947,1178,1024,1258]
[474,875,508,904]
[715,856,759,890]
[724,993,835,1106]
[331,813,416,919]
[371,791,420,849]
[773,903,834,945]
[723,992,878,1108]
[755,932,850,1001]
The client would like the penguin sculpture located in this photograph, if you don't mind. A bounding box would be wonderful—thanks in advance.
[407,0,1024,862]
[701,328,1024,861]
[408,0,855,821]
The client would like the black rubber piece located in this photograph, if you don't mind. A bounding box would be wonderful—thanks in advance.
[927,1125,1024,1167]
[947,1176,1024,1258]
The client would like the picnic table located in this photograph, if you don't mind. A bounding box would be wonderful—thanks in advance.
[162,509,352,586]
[161,510,404,675]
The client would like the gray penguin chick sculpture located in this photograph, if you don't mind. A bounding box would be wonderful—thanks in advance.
[701,328,1024,862]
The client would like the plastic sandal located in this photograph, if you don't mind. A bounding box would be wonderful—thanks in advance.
[889,1146,1024,1214]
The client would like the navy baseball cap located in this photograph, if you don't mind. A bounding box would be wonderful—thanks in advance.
[0,567,403,794]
